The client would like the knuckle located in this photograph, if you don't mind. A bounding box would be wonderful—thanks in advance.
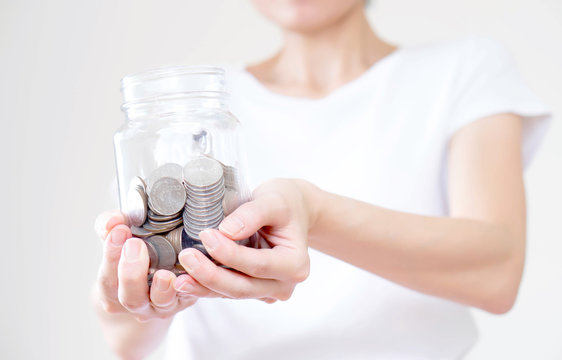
[291,261,310,283]
[250,258,269,278]
[150,296,176,310]
[201,266,220,287]
[134,314,152,323]
[232,286,252,299]
[276,286,294,301]
[99,277,118,292]
[119,297,148,312]
[153,310,174,320]
[213,239,234,261]
[179,296,198,308]
[102,301,123,314]
[119,270,146,285]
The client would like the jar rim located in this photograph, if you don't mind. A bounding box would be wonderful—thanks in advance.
[121,65,225,88]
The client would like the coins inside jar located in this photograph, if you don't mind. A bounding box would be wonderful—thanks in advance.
[123,156,240,283]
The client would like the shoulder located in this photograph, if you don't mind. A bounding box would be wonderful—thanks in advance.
[397,35,513,73]
[403,35,510,60]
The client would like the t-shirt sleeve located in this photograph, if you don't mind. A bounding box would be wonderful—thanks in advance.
[447,36,552,168]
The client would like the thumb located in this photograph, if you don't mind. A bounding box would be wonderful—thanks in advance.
[218,194,286,240]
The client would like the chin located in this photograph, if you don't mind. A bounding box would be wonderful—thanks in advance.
[252,0,364,33]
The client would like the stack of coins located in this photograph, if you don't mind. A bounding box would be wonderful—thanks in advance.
[129,163,185,237]
[181,157,226,256]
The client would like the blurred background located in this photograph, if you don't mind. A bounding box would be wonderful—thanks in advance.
[0,0,560,358]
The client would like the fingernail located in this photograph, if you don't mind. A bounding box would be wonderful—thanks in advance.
[109,228,127,247]
[174,278,194,293]
[154,276,171,291]
[124,239,141,261]
[200,230,218,252]
[179,252,199,272]
[219,216,244,236]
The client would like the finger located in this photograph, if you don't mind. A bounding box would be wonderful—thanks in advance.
[173,274,224,298]
[149,270,178,311]
[218,194,287,240]
[259,298,277,304]
[97,225,131,308]
[200,229,309,283]
[178,249,292,300]
[95,210,128,240]
[117,238,152,315]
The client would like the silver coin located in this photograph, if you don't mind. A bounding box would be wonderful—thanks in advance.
[222,190,240,216]
[147,209,182,222]
[183,223,221,234]
[183,177,224,191]
[143,239,159,268]
[147,217,183,229]
[223,165,239,189]
[183,205,223,218]
[183,209,223,223]
[184,203,223,216]
[145,235,176,270]
[124,177,148,227]
[148,177,187,216]
[131,225,154,238]
[185,193,225,205]
[183,157,224,188]
[146,163,183,190]
[165,226,183,254]
[185,177,224,189]
[185,187,225,201]
[185,199,224,211]
[185,196,223,207]
[183,219,223,232]
[143,222,179,234]
[185,221,224,231]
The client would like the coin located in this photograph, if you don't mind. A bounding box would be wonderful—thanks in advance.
[146,163,183,190]
[147,217,183,229]
[165,226,183,254]
[185,189,225,203]
[147,209,182,222]
[223,165,239,190]
[131,225,154,238]
[124,176,148,227]
[145,235,176,270]
[143,239,159,268]
[222,189,240,216]
[183,157,224,188]
[143,221,180,234]
[148,177,186,216]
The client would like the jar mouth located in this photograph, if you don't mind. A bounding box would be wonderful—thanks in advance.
[120,65,227,107]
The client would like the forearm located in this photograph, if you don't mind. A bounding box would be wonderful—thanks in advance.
[305,185,525,313]
[92,286,173,359]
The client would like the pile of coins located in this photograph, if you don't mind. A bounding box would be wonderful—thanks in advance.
[124,156,242,281]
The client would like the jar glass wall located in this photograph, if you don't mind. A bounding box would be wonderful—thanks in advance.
[114,66,251,276]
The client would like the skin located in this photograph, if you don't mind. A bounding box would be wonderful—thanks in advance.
[93,0,527,358]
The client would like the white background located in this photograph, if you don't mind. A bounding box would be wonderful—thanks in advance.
[0,0,560,358]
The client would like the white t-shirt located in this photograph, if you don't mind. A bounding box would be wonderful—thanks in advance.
[164,36,551,359]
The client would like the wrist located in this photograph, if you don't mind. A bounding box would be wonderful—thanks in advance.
[294,179,324,237]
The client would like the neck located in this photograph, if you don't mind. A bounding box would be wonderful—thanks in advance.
[250,5,395,98]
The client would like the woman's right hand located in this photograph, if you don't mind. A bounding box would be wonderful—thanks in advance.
[93,210,213,322]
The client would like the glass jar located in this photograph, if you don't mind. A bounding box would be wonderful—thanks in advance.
[114,66,252,277]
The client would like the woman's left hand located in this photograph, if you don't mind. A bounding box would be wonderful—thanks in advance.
[175,179,315,303]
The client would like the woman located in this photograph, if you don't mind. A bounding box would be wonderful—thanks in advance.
[94,0,550,358]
